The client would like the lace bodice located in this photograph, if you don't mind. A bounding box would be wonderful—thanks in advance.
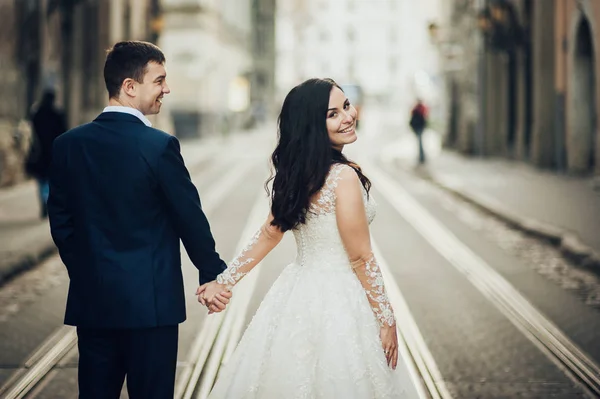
[216,163,395,327]
[208,165,404,399]
[293,163,376,269]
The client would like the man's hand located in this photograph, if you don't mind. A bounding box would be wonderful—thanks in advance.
[197,282,232,314]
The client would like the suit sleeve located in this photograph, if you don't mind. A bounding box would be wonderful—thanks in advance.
[47,140,76,273]
[157,136,227,284]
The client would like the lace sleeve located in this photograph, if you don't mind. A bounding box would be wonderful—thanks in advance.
[333,164,396,327]
[351,253,396,327]
[216,216,284,290]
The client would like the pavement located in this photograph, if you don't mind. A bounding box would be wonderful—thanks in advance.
[384,129,600,272]
[0,129,258,286]
[0,181,55,284]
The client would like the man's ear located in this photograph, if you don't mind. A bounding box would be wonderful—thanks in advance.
[122,78,137,97]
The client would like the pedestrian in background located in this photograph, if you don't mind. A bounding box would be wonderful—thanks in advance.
[409,98,428,164]
[26,90,67,218]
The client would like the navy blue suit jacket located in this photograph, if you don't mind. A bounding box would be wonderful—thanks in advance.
[48,112,227,329]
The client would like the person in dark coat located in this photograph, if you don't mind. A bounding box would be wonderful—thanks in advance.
[409,99,428,164]
[28,90,67,218]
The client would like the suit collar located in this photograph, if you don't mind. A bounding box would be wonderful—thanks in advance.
[94,112,149,126]
[102,106,152,126]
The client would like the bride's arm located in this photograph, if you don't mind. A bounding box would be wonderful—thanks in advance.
[217,213,284,289]
[334,167,395,327]
[334,166,398,368]
[200,213,284,302]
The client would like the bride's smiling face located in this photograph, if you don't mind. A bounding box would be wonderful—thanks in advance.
[326,87,358,151]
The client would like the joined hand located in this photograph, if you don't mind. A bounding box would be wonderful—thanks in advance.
[197,281,232,314]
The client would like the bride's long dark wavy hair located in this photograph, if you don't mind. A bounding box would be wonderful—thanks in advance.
[266,78,371,232]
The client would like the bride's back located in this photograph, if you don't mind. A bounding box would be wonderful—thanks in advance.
[292,163,376,270]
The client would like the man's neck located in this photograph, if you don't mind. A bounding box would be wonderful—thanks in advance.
[108,98,140,112]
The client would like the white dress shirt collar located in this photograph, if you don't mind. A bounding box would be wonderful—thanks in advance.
[102,106,152,127]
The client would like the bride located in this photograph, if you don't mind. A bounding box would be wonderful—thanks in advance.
[198,78,407,398]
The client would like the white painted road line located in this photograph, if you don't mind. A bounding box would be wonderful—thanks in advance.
[373,239,452,399]
[193,191,269,399]
[1,326,77,399]
[173,159,260,399]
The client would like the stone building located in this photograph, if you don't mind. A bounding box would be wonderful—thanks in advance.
[0,0,162,188]
[443,0,485,154]
[251,0,277,122]
[276,0,449,127]
[0,0,42,187]
[159,0,276,138]
[276,0,411,100]
[447,0,600,175]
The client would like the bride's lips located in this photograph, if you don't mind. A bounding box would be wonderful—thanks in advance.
[338,123,355,134]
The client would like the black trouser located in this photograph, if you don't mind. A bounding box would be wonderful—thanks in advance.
[414,128,426,163]
[77,325,178,399]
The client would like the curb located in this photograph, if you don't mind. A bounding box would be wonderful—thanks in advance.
[0,238,57,286]
[415,169,600,273]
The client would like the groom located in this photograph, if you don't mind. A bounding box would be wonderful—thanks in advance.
[48,41,231,398]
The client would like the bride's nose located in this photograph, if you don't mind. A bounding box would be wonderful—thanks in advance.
[342,110,354,123]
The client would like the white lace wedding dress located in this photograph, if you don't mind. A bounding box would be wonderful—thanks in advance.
[208,164,408,398]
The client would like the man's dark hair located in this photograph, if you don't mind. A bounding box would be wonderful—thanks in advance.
[104,41,166,99]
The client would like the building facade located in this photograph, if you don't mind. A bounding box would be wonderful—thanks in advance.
[0,0,162,187]
[275,0,449,128]
[159,0,276,138]
[0,0,30,186]
[276,0,408,99]
[448,0,600,176]
[251,0,277,122]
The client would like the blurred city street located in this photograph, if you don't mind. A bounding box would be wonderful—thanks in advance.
[1,119,600,398]
[2,0,600,398]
